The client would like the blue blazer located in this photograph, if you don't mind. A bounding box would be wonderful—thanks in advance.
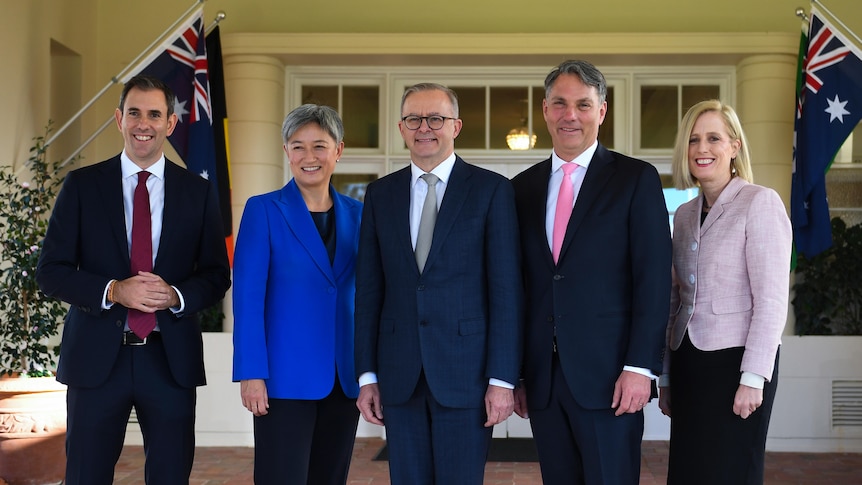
[354,157,523,409]
[232,180,362,399]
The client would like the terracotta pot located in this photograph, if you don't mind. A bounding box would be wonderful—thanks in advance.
[0,377,66,485]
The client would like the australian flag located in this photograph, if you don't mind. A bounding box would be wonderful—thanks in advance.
[792,6,862,258]
[131,8,220,196]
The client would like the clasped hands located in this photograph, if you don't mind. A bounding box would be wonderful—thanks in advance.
[112,271,179,312]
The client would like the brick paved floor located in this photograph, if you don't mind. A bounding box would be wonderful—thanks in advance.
[113,438,862,484]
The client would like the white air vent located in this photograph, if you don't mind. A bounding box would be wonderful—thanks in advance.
[832,380,862,427]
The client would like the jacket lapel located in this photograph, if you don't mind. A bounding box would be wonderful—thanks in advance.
[700,177,747,237]
[99,156,130,270]
[331,189,360,281]
[376,167,415,269]
[525,159,555,268]
[277,180,336,284]
[422,157,471,272]
[559,145,615,262]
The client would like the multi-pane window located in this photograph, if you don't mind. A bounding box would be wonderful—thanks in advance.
[292,67,733,174]
[300,84,380,149]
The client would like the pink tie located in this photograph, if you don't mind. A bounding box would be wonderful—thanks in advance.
[552,163,577,264]
[128,171,156,338]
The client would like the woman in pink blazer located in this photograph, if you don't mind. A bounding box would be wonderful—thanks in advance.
[658,100,792,484]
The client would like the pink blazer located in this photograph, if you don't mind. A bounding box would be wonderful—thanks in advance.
[664,177,792,380]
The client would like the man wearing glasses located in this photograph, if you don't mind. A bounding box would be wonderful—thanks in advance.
[355,83,523,485]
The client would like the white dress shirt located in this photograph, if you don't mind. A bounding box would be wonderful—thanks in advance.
[102,151,185,321]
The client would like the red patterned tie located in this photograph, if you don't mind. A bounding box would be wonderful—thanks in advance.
[128,171,156,338]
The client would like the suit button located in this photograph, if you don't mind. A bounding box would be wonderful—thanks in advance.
[417,285,425,291]
[327,287,335,294]
[419,320,428,326]
[689,274,696,284]
[691,242,698,251]
[116,320,123,328]
[553,274,563,281]
[687,305,694,315]
[80,306,90,313]
[546,316,554,322]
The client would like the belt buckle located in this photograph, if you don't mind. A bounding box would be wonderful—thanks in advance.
[123,332,147,346]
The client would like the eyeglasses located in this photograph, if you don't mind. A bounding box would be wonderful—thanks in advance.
[401,115,456,130]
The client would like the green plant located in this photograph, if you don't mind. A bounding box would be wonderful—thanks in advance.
[0,127,69,376]
[792,217,862,335]
[199,300,225,332]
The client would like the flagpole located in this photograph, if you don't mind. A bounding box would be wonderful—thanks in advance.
[43,0,208,151]
[812,0,862,50]
[56,11,227,169]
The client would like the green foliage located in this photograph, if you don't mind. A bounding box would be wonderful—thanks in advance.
[199,300,225,332]
[0,126,69,376]
[792,218,862,335]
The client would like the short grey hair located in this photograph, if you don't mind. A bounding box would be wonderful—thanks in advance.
[544,60,607,105]
[281,104,344,145]
[401,83,459,118]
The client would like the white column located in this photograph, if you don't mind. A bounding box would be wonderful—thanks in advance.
[222,54,285,331]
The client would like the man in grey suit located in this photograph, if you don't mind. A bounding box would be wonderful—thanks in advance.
[354,83,523,485]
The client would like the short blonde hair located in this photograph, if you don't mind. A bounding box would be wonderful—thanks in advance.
[671,99,753,189]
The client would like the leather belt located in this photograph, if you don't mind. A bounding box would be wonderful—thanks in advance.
[122,331,161,346]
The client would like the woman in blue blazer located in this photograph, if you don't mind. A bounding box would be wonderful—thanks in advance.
[232,104,363,485]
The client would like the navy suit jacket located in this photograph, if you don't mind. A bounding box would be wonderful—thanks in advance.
[36,156,231,389]
[354,156,523,409]
[512,144,671,410]
[232,181,362,399]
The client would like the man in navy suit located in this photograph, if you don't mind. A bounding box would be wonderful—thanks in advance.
[511,60,671,484]
[36,75,231,485]
[354,83,523,485]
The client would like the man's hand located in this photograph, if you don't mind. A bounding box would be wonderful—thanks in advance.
[513,384,529,419]
[733,384,763,420]
[113,271,178,312]
[357,383,384,426]
[484,384,514,427]
[611,370,651,416]
[241,379,269,416]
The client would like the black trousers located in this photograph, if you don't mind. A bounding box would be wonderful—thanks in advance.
[252,376,359,485]
[529,354,643,485]
[668,333,779,485]
[65,339,196,485]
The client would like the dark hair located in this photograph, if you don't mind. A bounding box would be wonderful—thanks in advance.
[118,75,176,117]
[282,104,344,145]
[401,83,459,118]
[544,60,607,104]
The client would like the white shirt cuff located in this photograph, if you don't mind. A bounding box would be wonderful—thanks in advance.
[740,371,766,389]
[623,365,657,380]
[489,378,514,389]
[171,285,185,314]
[359,372,378,387]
